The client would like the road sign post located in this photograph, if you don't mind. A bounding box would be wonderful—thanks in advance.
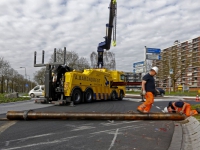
[145,47,161,73]
[133,61,144,74]
[146,48,161,54]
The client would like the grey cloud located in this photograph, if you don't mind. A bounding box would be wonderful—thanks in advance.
[0,0,200,79]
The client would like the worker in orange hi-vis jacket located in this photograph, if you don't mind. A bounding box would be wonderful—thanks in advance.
[137,66,158,113]
[163,101,200,117]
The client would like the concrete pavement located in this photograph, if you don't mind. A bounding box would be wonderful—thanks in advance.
[169,116,200,150]
[0,95,200,149]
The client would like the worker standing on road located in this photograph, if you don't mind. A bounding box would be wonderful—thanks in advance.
[137,66,158,113]
[164,101,200,117]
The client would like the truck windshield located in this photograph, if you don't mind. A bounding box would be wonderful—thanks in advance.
[120,75,125,81]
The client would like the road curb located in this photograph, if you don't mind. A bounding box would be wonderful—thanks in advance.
[0,99,33,106]
[168,122,183,150]
[169,116,200,150]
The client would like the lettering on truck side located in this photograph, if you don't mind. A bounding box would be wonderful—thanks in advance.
[74,75,100,83]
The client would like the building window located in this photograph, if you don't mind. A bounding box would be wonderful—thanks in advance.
[193,38,198,42]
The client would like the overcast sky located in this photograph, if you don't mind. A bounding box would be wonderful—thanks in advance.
[0,0,200,80]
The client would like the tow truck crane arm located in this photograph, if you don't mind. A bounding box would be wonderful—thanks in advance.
[97,0,117,68]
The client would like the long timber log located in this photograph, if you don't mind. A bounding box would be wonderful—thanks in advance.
[6,111,186,121]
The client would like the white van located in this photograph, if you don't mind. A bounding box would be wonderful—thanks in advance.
[28,85,44,98]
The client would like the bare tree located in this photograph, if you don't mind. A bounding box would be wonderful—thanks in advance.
[34,68,46,85]
[76,57,90,71]
[14,74,25,93]
[49,48,90,71]
[90,51,116,70]
[104,51,116,70]
[90,52,98,68]
[0,57,10,93]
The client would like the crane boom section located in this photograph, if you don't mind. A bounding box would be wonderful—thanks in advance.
[97,0,117,68]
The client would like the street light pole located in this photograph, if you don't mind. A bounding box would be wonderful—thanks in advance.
[20,67,27,79]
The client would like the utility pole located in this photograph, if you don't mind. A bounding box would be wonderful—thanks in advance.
[168,58,171,94]
[144,46,147,74]
[20,67,27,93]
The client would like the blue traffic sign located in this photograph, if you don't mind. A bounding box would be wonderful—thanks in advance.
[133,61,144,68]
[146,48,161,54]
[25,83,28,87]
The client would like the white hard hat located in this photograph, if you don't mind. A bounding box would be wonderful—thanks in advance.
[151,66,158,74]
[163,107,168,113]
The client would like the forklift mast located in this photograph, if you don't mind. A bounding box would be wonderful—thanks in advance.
[97,0,117,68]
[34,47,68,102]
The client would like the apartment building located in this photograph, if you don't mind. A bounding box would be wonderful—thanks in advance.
[153,36,200,91]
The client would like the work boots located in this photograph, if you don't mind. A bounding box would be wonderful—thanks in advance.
[196,108,200,114]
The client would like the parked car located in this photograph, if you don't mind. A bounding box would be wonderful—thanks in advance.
[28,85,44,98]
[155,88,165,97]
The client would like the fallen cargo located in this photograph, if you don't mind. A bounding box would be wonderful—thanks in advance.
[6,111,186,121]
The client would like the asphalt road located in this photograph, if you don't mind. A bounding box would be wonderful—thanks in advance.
[0,97,198,150]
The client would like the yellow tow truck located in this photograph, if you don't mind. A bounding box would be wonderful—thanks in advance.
[33,0,141,105]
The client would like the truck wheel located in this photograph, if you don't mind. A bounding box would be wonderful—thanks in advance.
[72,89,82,104]
[111,91,117,100]
[30,93,35,98]
[118,91,124,100]
[85,89,93,103]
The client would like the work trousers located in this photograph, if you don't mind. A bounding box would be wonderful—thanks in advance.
[137,92,154,113]
[176,103,198,117]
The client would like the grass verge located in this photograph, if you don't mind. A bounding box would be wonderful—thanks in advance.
[0,93,30,104]
[191,104,200,121]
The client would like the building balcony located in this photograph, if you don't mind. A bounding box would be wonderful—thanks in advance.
[182,76,187,78]
[181,44,187,47]
[192,39,199,43]
[193,45,199,48]
[192,70,200,73]
[192,51,198,53]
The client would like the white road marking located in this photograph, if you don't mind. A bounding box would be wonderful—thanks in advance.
[0,121,17,134]
[108,129,119,150]
[156,106,161,109]
[108,120,114,123]
[5,133,54,143]
[101,121,140,126]
[71,126,95,131]
[91,125,143,135]
[2,136,79,150]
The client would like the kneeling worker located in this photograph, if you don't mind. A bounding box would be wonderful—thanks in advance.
[164,101,200,117]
